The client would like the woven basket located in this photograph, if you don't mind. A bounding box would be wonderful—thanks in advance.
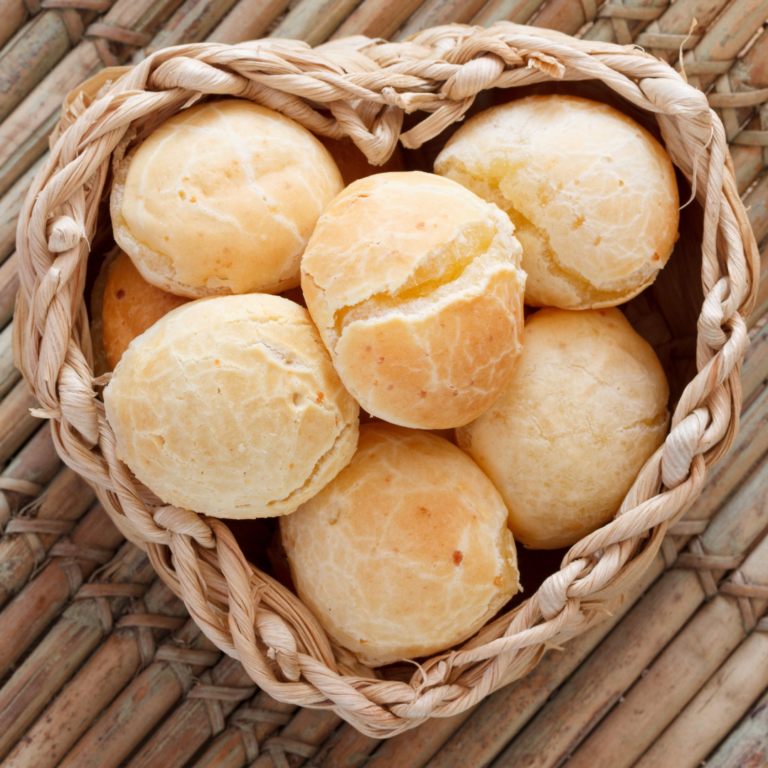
[12,21,760,737]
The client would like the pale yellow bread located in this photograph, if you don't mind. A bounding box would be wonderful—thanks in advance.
[103,294,359,519]
[111,99,344,298]
[457,308,669,549]
[301,171,526,430]
[435,95,679,309]
[281,423,519,665]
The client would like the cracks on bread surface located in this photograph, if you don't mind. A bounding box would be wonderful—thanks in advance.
[330,220,497,342]
[281,427,518,664]
[437,159,662,309]
[301,174,525,426]
[115,100,341,296]
[106,297,357,518]
[505,205,651,307]
[302,175,522,345]
[264,420,356,512]
[208,102,307,248]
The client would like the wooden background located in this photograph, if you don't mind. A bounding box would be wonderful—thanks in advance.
[1,0,768,766]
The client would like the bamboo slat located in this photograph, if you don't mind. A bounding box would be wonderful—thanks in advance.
[0,54,87,200]
[583,0,668,45]
[270,0,363,46]
[0,466,95,609]
[138,0,243,59]
[472,0,545,26]
[0,542,156,760]
[0,4,110,125]
[292,724,378,768]
[635,626,768,767]
[57,618,221,768]
[0,503,123,678]
[0,0,37,50]
[0,154,45,264]
[487,445,768,768]
[0,0,195,200]
[729,117,765,194]
[0,424,60,531]
[742,320,768,403]
[567,533,768,768]
[176,701,338,768]
[635,0,726,64]
[190,691,296,768]
[246,708,341,768]
[744,170,768,246]
[710,29,768,143]
[0,380,39,467]
[531,0,589,40]
[123,656,257,768]
[331,0,424,40]
[208,0,291,44]
[0,255,20,331]
[752,251,768,324]
[396,0,489,40]
[704,688,768,767]
[681,0,768,91]
[689,379,768,525]
[2,577,187,768]
[0,324,19,401]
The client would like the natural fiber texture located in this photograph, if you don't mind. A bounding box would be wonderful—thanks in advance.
[12,22,760,736]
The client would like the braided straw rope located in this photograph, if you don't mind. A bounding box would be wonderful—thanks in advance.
[11,21,761,736]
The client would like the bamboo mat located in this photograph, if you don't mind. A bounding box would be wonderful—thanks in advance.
[1,0,768,766]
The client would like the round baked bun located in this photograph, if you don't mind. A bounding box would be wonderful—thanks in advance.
[301,172,526,430]
[103,294,359,518]
[281,423,519,666]
[110,99,344,298]
[457,308,669,549]
[100,250,189,370]
[435,95,679,309]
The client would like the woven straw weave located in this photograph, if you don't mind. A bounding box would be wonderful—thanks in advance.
[12,22,760,737]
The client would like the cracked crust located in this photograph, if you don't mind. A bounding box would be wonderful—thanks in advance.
[300,172,527,430]
[103,294,359,518]
[281,423,519,666]
[457,308,670,549]
[110,99,344,298]
[435,95,679,310]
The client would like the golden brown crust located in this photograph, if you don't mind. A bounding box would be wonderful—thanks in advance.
[110,99,344,298]
[457,308,670,549]
[103,294,359,518]
[335,268,525,427]
[301,172,526,429]
[281,423,519,665]
[435,95,679,310]
[89,250,117,378]
[102,251,189,370]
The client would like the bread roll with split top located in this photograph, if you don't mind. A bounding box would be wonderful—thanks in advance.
[301,171,526,430]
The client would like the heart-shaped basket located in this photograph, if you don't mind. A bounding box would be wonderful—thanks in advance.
[13,22,759,737]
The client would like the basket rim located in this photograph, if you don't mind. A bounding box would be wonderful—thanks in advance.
[11,21,760,737]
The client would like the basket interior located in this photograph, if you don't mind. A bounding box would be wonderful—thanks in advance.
[83,76,705,682]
